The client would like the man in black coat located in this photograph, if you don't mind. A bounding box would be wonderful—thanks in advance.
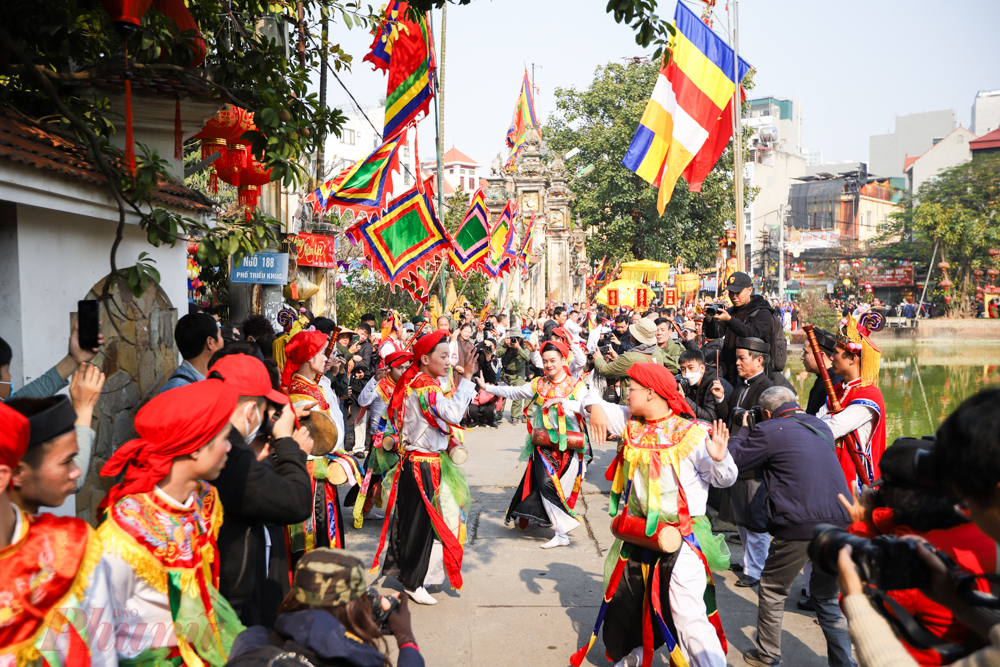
[722,386,854,667]
[802,327,844,416]
[703,271,774,387]
[209,354,314,628]
[678,347,731,422]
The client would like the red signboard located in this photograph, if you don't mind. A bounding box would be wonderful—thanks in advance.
[662,287,676,307]
[606,288,619,307]
[866,266,914,287]
[636,286,649,309]
[291,233,336,268]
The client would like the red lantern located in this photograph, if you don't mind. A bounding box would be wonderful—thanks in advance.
[975,269,985,277]
[99,0,154,31]
[851,260,861,269]
[219,153,273,221]
[937,261,951,270]
[192,105,256,190]
[818,271,825,277]
[944,295,952,304]
[989,248,1000,257]
[989,268,1000,277]
[939,279,953,289]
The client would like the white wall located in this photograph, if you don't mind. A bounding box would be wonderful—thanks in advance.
[972,91,1000,136]
[909,128,976,196]
[747,151,807,273]
[9,204,187,386]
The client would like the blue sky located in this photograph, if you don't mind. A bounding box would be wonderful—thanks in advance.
[320,0,1000,169]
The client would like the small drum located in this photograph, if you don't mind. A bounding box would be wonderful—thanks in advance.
[611,511,683,553]
[302,411,339,457]
[531,430,586,451]
[380,434,398,452]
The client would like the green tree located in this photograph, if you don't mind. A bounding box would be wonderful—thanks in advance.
[545,60,754,270]
[879,155,1000,317]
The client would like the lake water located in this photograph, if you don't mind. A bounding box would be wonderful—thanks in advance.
[784,342,1000,444]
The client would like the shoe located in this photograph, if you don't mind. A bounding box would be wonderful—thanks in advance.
[735,575,760,588]
[797,598,815,612]
[743,648,780,666]
[489,423,499,429]
[405,587,438,605]
[352,446,366,457]
[731,562,744,573]
[800,587,807,597]
[365,509,385,520]
[613,648,643,667]
[726,534,742,545]
[540,535,570,549]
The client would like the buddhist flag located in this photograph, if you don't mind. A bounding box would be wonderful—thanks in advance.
[504,68,538,170]
[450,188,491,277]
[622,2,750,214]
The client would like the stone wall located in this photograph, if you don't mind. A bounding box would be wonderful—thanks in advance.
[77,276,178,525]
[875,318,1000,343]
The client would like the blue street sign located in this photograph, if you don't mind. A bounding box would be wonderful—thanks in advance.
[231,252,289,285]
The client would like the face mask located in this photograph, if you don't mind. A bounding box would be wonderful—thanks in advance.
[244,404,262,445]
[682,370,703,386]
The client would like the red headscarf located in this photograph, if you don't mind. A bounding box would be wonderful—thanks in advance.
[282,330,329,388]
[628,363,690,418]
[540,340,571,377]
[387,330,449,426]
[385,350,413,369]
[100,379,238,508]
[0,403,30,473]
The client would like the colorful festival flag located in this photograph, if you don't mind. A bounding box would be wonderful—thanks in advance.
[504,68,538,170]
[400,267,431,304]
[517,211,536,262]
[326,128,406,220]
[485,199,518,278]
[622,1,750,213]
[364,1,435,140]
[449,188,491,276]
[346,184,454,290]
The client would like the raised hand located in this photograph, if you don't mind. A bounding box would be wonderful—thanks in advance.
[706,419,730,462]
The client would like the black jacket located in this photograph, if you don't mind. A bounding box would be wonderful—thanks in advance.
[703,294,773,386]
[683,366,732,423]
[806,370,843,415]
[719,371,774,431]
[229,610,424,667]
[728,402,851,540]
[216,428,312,627]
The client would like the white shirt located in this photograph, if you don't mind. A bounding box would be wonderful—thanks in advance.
[379,337,400,360]
[290,374,346,452]
[530,343,588,377]
[358,376,387,431]
[817,378,877,445]
[401,374,476,454]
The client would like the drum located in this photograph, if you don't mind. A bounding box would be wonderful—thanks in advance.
[531,430,586,451]
[610,511,683,553]
[302,411,339,457]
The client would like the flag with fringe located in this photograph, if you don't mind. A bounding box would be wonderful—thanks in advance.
[346,184,453,291]
[504,68,538,170]
[517,211,536,262]
[485,199,517,278]
[364,1,435,140]
[401,267,431,304]
[449,188,491,277]
[326,128,406,220]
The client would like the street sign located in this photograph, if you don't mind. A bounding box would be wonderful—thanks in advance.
[231,252,289,285]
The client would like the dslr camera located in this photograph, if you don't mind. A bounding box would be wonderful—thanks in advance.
[810,525,933,591]
[675,374,691,393]
[731,405,763,429]
[703,304,727,319]
[367,586,400,633]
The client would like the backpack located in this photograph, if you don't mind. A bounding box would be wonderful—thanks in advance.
[768,305,788,372]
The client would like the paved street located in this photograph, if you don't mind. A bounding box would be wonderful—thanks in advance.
[344,415,835,666]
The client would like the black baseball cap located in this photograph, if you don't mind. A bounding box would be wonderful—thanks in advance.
[726,272,753,291]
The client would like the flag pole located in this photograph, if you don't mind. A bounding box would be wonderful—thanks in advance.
[429,10,448,303]
[731,0,745,274]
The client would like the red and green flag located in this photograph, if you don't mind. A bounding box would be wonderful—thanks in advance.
[484,199,518,278]
[449,188,491,277]
[326,129,406,220]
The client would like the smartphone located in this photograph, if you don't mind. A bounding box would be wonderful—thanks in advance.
[78,300,100,349]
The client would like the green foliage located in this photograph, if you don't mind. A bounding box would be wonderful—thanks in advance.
[794,288,841,331]
[121,252,161,298]
[545,60,754,270]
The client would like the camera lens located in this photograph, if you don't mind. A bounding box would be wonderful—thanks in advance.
[809,524,874,577]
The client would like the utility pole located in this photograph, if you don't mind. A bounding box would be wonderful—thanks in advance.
[431,10,447,301]
[438,3,447,157]
[731,0,744,273]
[778,205,788,297]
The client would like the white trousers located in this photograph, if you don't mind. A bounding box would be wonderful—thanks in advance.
[540,454,584,537]
[669,541,727,667]
[737,526,771,580]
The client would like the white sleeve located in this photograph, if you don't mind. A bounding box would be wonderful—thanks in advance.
[822,403,876,440]
[569,346,587,375]
[586,327,603,353]
[431,378,477,426]
[486,382,535,401]
[574,392,630,437]
[691,437,739,488]
[449,340,460,365]
[82,557,119,667]
[73,425,95,492]
[529,349,543,369]
[357,377,379,407]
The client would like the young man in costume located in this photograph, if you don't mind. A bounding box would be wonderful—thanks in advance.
[97,379,245,666]
[476,339,589,549]
[283,329,360,553]
[816,307,886,489]
[371,330,477,606]
[0,402,117,667]
[351,350,412,528]
[568,364,737,667]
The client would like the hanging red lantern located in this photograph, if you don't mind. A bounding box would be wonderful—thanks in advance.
[988,268,1000,277]
[974,269,985,277]
[192,105,255,190]
[937,261,951,270]
[944,295,952,305]
[234,153,274,221]
[989,248,1000,257]
[939,279,953,289]
[98,0,154,32]
[818,270,825,277]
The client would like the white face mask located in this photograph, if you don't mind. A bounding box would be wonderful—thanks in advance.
[682,370,703,387]
[244,403,262,445]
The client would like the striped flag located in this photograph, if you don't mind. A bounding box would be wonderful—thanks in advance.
[449,188,491,276]
[622,2,750,214]
[484,199,518,278]
[326,129,406,220]
[504,68,538,170]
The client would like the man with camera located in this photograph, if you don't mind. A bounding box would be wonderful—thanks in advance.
[593,319,659,405]
[835,388,1000,667]
[719,385,855,667]
[678,348,730,423]
[497,329,531,424]
[703,271,774,387]
[209,353,315,628]
[610,314,634,354]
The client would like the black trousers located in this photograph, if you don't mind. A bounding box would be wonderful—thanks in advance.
[468,401,497,425]
[382,457,437,591]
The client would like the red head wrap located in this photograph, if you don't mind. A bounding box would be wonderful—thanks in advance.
[387,330,449,426]
[540,339,571,377]
[282,330,329,388]
[627,363,690,418]
[551,327,570,342]
[0,402,30,474]
[100,379,238,508]
[384,350,413,369]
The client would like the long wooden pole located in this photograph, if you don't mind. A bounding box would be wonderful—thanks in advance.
[731,0,745,273]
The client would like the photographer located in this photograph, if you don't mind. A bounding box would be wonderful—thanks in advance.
[678,348,730,423]
[610,314,633,354]
[209,353,314,628]
[468,338,502,428]
[722,386,855,667]
[497,329,531,425]
[838,388,1000,667]
[229,549,424,667]
[837,439,996,666]
[703,271,773,387]
[592,319,658,405]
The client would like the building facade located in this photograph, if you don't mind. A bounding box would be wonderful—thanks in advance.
[869,110,956,179]
[903,127,977,197]
[324,103,418,192]
[789,170,899,253]
[972,90,1000,137]
[421,146,482,202]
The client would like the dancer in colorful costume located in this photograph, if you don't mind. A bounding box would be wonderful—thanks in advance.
[371,330,476,606]
[97,379,245,666]
[817,306,886,488]
[283,330,361,553]
[0,402,117,667]
[353,350,412,528]
[569,364,737,667]
[476,340,589,549]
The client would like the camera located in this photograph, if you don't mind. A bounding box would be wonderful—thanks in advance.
[599,331,614,346]
[367,586,400,634]
[676,374,691,393]
[261,403,283,439]
[703,304,727,319]
[810,525,932,591]
[732,405,763,429]
[483,321,494,332]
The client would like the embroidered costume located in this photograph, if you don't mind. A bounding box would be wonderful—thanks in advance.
[572,365,738,667]
[354,367,406,528]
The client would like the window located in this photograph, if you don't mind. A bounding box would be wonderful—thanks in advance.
[459,176,464,190]
[342,128,355,145]
[468,177,475,189]
[449,168,454,174]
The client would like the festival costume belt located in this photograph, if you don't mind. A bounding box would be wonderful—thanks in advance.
[288,374,330,412]
[97,485,244,667]
[0,512,102,667]
[369,449,470,590]
[289,452,363,551]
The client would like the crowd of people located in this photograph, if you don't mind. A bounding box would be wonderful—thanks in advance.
[2,270,999,667]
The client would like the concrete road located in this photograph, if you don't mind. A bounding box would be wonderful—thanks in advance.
[344,417,836,666]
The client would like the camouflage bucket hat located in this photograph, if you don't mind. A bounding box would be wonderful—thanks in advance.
[292,548,367,607]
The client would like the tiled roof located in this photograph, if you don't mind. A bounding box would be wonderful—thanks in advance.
[441,146,480,166]
[0,107,214,213]
[971,128,1000,151]
[902,155,918,172]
